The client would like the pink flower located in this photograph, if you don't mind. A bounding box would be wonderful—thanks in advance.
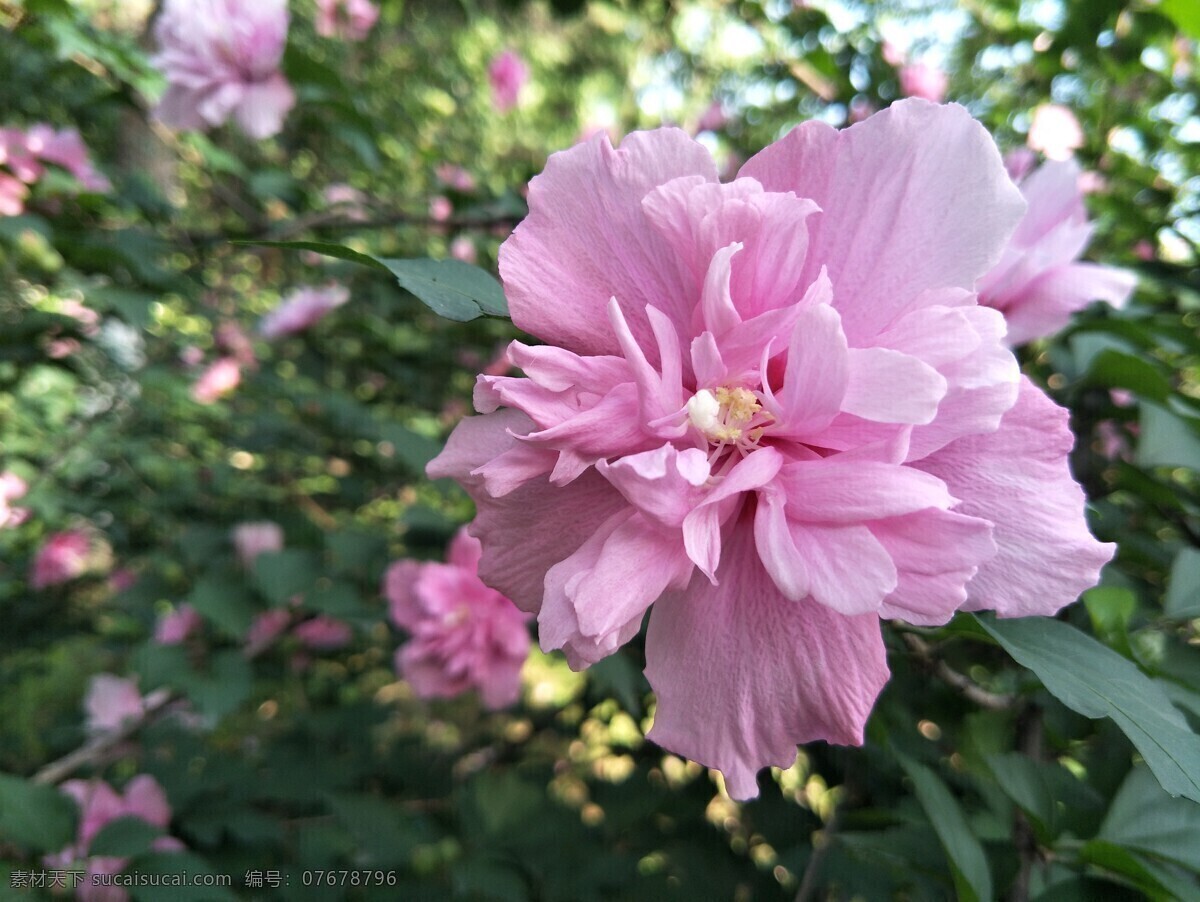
[84,674,145,733]
[978,158,1135,344]
[436,163,476,192]
[293,615,352,650]
[488,50,529,113]
[1133,239,1155,261]
[245,608,292,650]
[429,195,453,223]
[232,520,284,566]
[0,171,28,216]
[315,0,379,41]
[0,127,42,182]
[0,471,30,529]
[50,776,183,902]
[214,321,256,366]
[152,0,295,140]
[1027,103,1084,161]
[60,298,101,336]
[191,356,241,403]
[450,235,477,264]
[30,530,91,589]
[385,528,530,709]
[427,100,1115,799]
[323,183,369,220]
[898,62,948,102]
[24,125,110,192]
[696,101,726,133]
[154,604,202,645]
[258,285,349,339]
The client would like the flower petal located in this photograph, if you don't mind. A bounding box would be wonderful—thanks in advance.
[645,513,889,800]
[917,377,1115,617]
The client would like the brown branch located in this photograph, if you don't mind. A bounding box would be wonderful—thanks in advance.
[794,804,841,902]
[901,632,1015,710]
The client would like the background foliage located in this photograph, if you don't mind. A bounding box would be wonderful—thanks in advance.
[2,0,1199,899]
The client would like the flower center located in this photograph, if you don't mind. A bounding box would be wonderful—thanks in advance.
[686,386,772,457]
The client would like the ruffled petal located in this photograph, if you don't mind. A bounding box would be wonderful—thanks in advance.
[500,129,718,357]
[739,99,1026,344]
[645,513,889,800]
[917,377,1115,617]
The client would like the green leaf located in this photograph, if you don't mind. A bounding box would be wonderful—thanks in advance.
[1161,0,1200,38]
[382,257,509,320]
[1083,586,1136,654]
[1137,404,1200,470]
[1098,766,1200,873]
[1082,349,1171,403]
[89,815,164,857]
[252,549,320,605]
[0,772,77,852]
[978,615,1200,803]
[186,650,253,720]
[1165,549,1200,619]
[187,573,255,638]
[326,793,424,868]
[896,754,992,902]
[234,242,509,320]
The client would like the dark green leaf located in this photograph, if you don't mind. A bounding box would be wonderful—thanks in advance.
[1165,549,1200,619]
[382,257,509,320]
[896,754,992,902]
[188,574,255,639]
[90,815,164,858]
[978,615,1200,803]
[127,851,237,902]
[252,549,321,605]
[1137,404,1200,469]
[0,772,77,852]
[1098,766,1200,872]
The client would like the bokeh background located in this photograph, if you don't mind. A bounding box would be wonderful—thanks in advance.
[1,0,1199,899]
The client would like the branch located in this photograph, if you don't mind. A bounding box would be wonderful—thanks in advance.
[901,632,1015,710]
[794,803,841,902]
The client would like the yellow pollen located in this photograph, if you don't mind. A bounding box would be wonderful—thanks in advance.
[687,386,768,450]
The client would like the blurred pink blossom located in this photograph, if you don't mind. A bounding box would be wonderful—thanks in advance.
[1004,147,1037,183]
[0,471,30,529]
[0,127,42,182]
[436,163,476,192]
[108,568,138,593]
[30,530,91,589]
[152,0,295,140]
[244,608,292,651]
[59,298,101,336]
[1027,104,1084,161]
[488,50,529,113]
[0,172,28,216]
[449,235,477,264]
[293,615,352,650]
[696,101,726,133]
[978,158,1136,344]
[258,285,349,339]
[322,183,369,220]
[25,125,111,192]
[84,674,144,733]
[881,40,906,67]
[430,101,1114,797]
[385,528,530,709]
[179,345,205,367]
[48,776,184,902]
[429,195,453,222]
[848,97,876,124]
[191,356,241,403]
[898,62,948,102]
[315,0,379,41]
[1134,239,1155,261]
[154,604,202,645]
[215,321,257,366]
[232,520,284,566]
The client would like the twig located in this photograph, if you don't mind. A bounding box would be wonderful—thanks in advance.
[901,632,1015,711]
[794,804,841,902]
[1009,707,1044,902]
[33,690,176,786]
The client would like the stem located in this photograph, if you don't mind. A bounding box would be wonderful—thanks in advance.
[794,804,841,902]
[900,632,1015,710]
[1008,706,1044,902]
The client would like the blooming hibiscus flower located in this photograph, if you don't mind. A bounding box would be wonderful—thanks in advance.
[152,0,295,140]
[978,157,1135,345]
[385,528,530,709]
[428,99,1114,799]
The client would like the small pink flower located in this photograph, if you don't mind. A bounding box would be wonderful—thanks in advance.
[0,471,30,529]
[322,183,369,220]
[488,50,529,113]
[154,604,202,645]
[51,775,182,901]
[152,0,295,140]
[59,298,101,336]
[429,195,453,223]
[179,345,205,367]
[449,235,477,264]
[30,530,91,589]
[84,674,145,733]
[258,285,349,340]
[0,127,43,182]
[1027,104,1084,161]
[315,0,379,41]
[1133,239,1155,261]
[108,568,138,593]
[215,321,257,367]
[385,528,530,709]
[898,62,948,102]
[25,125,110,192]
[191,357,241,403]
[245,608,292,650]
[0,171,29,216]
[293,615,352,651]
[978,158,1135,344]
[695,101,726,133]
[436,163,476,192]
[232,520,284,566]
[429,101,1114,798]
